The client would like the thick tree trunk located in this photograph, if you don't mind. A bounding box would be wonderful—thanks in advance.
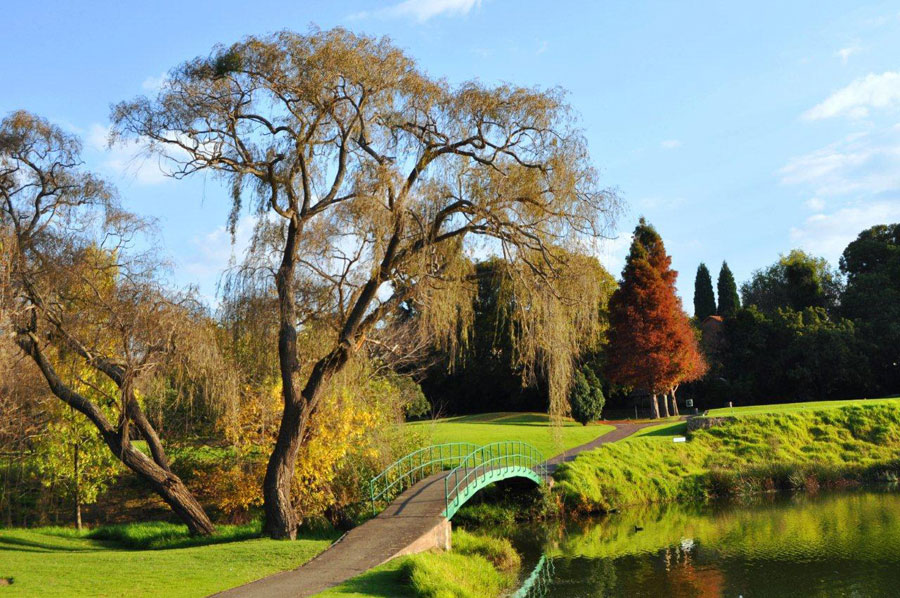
[263,400,303,539]
[263,346,349,539]
[134,461,215,535]
[650,393,660,419]
[264,216,304,540]
[16,332,215,535]
[661,392,671,418]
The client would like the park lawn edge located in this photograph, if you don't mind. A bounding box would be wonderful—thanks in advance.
[311,528,521,598]
[554,403,900,514]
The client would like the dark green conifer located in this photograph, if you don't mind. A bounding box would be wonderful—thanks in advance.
[717,261,740,317]
[693,263,716,320]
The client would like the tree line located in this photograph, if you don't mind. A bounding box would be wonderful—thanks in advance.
[692,230,900,406]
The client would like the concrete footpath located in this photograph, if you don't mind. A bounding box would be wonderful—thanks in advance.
[212,420,661,598]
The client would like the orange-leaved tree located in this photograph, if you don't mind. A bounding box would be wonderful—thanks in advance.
[606,219,704,418]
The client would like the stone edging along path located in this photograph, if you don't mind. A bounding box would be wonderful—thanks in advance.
[211,420,665,598]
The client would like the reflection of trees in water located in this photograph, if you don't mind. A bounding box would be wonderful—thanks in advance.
[537,491,900,597]
[552,491,900,561]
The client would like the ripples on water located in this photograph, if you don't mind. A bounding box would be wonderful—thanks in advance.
[511,490,900,598]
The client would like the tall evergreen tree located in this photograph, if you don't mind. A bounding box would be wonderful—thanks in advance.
[717,261,740,317]
[606,219,699,418]
[693,263,716,320]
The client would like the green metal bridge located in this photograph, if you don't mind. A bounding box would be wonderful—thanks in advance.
[369,440,548,519]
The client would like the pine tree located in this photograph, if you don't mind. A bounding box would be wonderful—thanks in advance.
[606,218,699,418]
[693,263,716,320]
[717,261,740,317]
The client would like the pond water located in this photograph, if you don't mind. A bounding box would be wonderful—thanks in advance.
[510,489,900,598]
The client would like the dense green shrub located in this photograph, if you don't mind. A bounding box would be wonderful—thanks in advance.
[569,366,605,425]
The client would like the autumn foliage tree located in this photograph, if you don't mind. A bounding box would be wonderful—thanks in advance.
[113,28,620,538]
[1,111,226,534]
[606,219,706,418]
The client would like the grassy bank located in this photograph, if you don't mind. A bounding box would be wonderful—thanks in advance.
[554,404,900,513]
[705,396,899,417]
[312,529,521,598]
[411,412,614,459]
[0,522,337,597]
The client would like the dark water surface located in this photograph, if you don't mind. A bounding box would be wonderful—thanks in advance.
[511,490,900,598]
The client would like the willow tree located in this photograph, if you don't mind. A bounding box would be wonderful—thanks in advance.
[112,28,620,538]
[1,111,223,534]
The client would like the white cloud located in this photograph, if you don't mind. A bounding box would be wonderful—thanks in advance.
[536,41,549,55]
[660,139,682,149]
[789,201,900,260]
[779,125,900,196]
[805,197,825,211]
[350,0,481,22]
[834,45,860,64]
[182,215,257,305]
[803,71,900,120]
[87,123,171,185]
[141,72,168,92]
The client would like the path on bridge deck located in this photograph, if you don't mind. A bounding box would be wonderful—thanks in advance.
[212,420,661,598]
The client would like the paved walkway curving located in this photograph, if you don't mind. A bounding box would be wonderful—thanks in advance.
[211,420,661,598]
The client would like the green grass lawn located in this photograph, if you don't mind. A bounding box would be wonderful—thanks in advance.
[625,419,687,440]
[0,523,337,598]
[409,412,614,460]
[706,396,900,417]
[555,403,900,513]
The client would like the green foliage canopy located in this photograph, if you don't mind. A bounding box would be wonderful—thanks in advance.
[569,366,606,425]
[716,261,740,317]
[693,263,716,320]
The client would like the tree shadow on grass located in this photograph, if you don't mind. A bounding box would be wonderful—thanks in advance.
[0,534,103,553]
[635,423,688,438]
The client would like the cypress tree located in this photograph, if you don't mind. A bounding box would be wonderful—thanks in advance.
[717,261,740,317]
[693,263,716,320]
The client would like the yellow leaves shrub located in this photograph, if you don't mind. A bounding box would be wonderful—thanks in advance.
[191,452,266,524]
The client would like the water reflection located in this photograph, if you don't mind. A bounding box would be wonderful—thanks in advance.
[512,490,900,598]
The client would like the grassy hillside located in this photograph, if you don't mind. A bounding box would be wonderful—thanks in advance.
[0,522,337,598]
[555,404,900,513]
[410,412,614,459]
[705,396,900,417]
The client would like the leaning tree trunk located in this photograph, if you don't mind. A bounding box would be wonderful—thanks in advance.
[113,439,216,535]
[670,388,680,416]
[650,394,660,419]
[16,332,215,535]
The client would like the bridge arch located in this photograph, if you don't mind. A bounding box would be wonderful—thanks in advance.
[369,441,547,519]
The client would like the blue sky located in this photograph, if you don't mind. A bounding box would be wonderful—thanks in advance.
[3,0,900,310]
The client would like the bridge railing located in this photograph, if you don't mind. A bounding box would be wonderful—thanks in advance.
[444,441,547,517]
[369,442,480,515]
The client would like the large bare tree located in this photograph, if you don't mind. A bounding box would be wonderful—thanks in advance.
[112,28,621,538]
[1,111,220,534]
